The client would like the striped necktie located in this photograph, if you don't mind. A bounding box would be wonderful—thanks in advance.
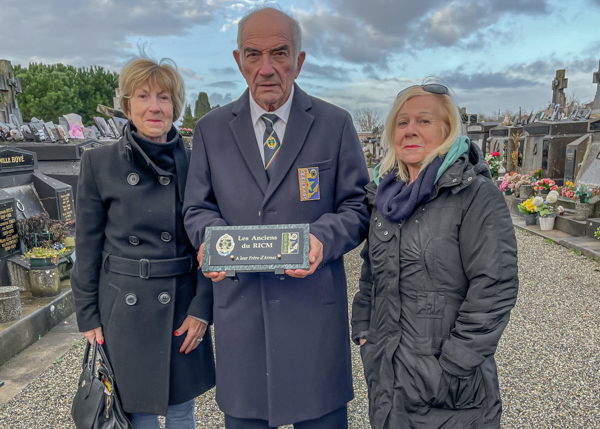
[261,114,281,178]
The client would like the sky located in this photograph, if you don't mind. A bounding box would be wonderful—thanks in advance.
[2,0,600,126]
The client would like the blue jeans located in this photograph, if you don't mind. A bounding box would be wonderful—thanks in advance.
[129,399,196,429]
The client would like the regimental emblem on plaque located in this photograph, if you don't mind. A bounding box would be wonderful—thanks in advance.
[281,232,299,254]
[298,167,320,201]
[215,233,235,256]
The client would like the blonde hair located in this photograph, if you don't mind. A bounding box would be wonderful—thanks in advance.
[379,86,462,182]
[119,58,185,121]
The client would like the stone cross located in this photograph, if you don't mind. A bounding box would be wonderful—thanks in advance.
[552,69,568,107]
[593,60,600,110]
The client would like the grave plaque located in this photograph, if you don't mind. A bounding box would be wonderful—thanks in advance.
[78,141,102,156]
[0,148,36,173]
[564,148,576,183]
[203,224,310,274]
[0,202,19,258]
[57,189,74,221]
[589,118,600,132]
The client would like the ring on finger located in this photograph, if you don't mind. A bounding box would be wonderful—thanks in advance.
[196,338,203,343]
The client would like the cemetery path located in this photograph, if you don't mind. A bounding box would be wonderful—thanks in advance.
[0,228,599,428]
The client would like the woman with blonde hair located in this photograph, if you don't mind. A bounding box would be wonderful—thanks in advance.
[71,57,215,428]
[352,82,518,428]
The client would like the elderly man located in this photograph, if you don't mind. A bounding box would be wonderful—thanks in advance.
[183,7,369,429]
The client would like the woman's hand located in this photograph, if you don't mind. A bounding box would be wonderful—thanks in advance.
[175,316,208,355]
[82,327,104,345]
[359,338,367,346]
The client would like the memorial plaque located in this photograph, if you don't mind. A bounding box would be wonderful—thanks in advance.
[0,202,19,258]
[203,224,310,274]
[57,189,74,221]
[564,148,576,183]
[589,118,600,132]
[78,141,102,156]
[0,148,35,171]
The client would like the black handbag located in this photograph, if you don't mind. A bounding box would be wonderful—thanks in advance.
[71,339,132,429]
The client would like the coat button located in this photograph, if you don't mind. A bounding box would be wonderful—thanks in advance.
[383,231,389,236]
[161,232,172,242]
[452,178,458,182]
[158,292,171,304]
[128,236,140,245]
[377,222,382,228]
[125,293,137,306]
[468,177,473,181]
[374,216,378,221]
[159,176,171,185]
[127,173,140,185]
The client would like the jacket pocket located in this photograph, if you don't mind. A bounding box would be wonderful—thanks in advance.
[416,291,445,318]
[99,283,120,325]
[435,367,487,410]
[297,159,333,172]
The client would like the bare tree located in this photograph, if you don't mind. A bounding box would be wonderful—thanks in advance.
[353,108,383,133]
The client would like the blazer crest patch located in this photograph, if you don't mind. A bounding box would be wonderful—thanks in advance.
[298,167,320,201]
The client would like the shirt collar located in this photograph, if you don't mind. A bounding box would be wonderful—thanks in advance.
[249,85,295,127]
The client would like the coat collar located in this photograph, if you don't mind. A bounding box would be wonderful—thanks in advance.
[230,83,314,206]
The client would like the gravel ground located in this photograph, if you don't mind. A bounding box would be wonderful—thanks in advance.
[1,227,599,428]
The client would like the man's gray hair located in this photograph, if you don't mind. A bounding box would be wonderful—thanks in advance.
[236,6,303,63]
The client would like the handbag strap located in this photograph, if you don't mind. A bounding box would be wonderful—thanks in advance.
[81,339,99,374]
[96,342,116,379]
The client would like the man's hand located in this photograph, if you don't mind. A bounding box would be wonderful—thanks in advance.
[359,339,367,346]
[285,233,323,278]
[82,326,104,345]
[175,316,208,355]
[198,242,226,282]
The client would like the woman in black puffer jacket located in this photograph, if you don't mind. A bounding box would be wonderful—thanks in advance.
[352,83,518,429]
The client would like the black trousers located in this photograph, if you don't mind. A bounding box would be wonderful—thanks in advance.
[224,406,348,429]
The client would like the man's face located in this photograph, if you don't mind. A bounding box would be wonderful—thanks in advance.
[234,10,305,112]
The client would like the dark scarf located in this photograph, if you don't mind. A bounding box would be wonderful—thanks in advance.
[127,122,189,202]
[376,156,444,223]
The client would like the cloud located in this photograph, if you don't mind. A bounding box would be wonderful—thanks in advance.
[296,0,550,67]
[301,62,353,80]
[440,70,535,90]
[180,68,203,81]
[209,67,238,75]
[208,80,239,89]
[209,92,233,106]
[0,0,227,68]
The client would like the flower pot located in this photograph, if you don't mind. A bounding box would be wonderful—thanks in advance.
[541,189,549,195]
[579,194,587,203]
[524,213,538,225]
[29,257,54,267]
[539,216,555,231]
[575,202,593,221]
[29,265,60,298]
[504,190,512,195]
[519,185,534,199]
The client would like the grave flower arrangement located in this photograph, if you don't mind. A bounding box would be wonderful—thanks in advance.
[25,246,66,265]
[532,166,542,179]
[499,174,511,192]
[561,181,575,199]
[518,197,537,214]
[533,191,559,218]
[574,185,593,203]
[533,178,558,193]
[485,151,501,177]
[178,127,193,137]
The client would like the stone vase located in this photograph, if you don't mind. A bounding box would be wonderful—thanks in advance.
[0,286,22,323]
[524,213,538,225]
[519,185,534,199]
[29,266,60,298]
[539,216,555,231]
[575,202,593,221]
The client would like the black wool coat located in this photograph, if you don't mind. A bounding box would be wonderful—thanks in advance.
[71,123,215,415]
[352,144,518,429]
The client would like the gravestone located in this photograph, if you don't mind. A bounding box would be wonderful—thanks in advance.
[564,134,593,184]
[0,286,21,323]
[576,142,600,184]
[593,60,600,111]
[552,69,568,109]
[0,60,23,126]
[466,121,498,153]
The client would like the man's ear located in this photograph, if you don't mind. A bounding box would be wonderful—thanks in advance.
[233,50,244,76]
[295,51,306,78]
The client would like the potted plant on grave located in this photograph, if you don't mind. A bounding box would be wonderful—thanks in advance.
[533,178,558,195]
[573,185,593,220]
[518,197,538,225]
[533,191,558,231]
[561,181,575,199]
[499,174,512,195]
[485,151,501,178]
[24,246,65,267]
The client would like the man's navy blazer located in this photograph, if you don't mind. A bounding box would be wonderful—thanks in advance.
[183,84,369,426]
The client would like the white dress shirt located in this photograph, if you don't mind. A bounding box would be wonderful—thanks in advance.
[249,86,295,164]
